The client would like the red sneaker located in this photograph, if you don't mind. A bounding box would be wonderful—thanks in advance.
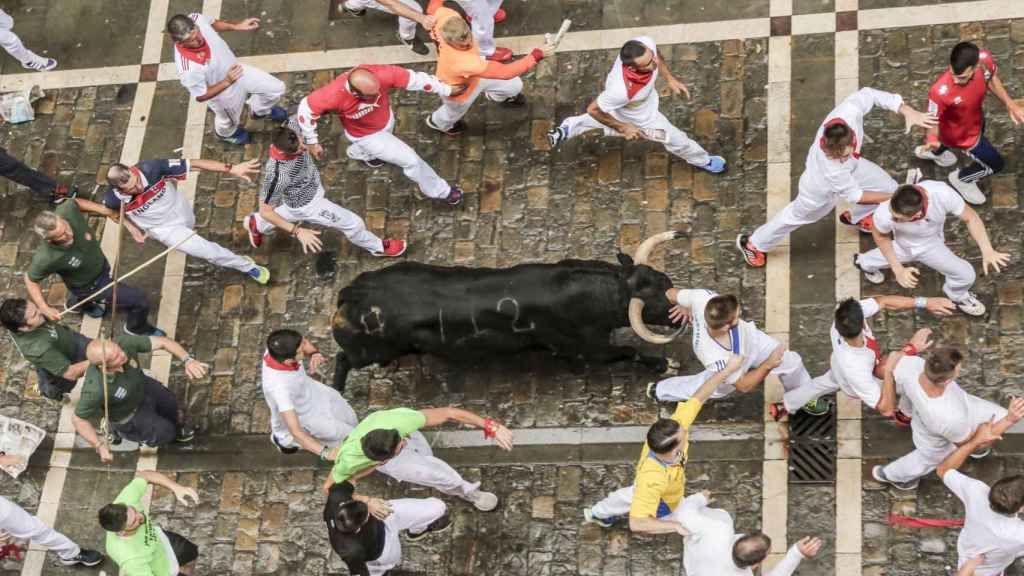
[375,239,407,257]
[769,402,789,422]
[890,409,912,428]
[486,47,513,62]
[839,210,874,234]
[244,214,263,248]
[493,8,507,23]
[736,234,766,268]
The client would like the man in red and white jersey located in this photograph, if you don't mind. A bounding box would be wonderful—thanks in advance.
[297,65,465,205]
[916,41,1023,205]
[168,13,287,145]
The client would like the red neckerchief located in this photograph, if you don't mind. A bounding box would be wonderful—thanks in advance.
[175,34,211,65]
[622,65,654,99]
[865,334,882,366]
[908,187,930,221]
[820,118,860,160]
[264,352,299,371]
[269,145,301,161]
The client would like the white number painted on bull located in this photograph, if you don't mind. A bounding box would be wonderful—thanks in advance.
[496,297,535,333]
[360,306,385,335]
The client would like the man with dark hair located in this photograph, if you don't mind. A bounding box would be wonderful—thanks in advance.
[1,298,92,400]
[169,12,286,144]
[100,470,200,576]
[854,180,1010,316]
[873,347,1023,491]
[937,414,1024,576]
[323,406,513,511]
[549,37,725,174]
[649,288,825,414]
[738,87,935,267]
[677,488,822,575]
[917,41,1022,204]
[242,117,405,256]
[583,355,742,533]
[325,481,449,576]
[773,296,955,423]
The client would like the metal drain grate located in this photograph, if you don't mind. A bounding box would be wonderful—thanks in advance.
[787,405,837,484]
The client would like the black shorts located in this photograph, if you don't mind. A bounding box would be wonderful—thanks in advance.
[164,530,199,566]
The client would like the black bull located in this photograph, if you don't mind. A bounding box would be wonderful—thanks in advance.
[330,253,681,390]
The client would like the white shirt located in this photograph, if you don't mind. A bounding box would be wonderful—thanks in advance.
[872,179,966,253]
[896,356,973,447]
[676,289,762,391]
[830,298,886,409]
[595,36,660,126]
[944,470,1024,576]
[800,87,904,206]
[260,354,357,448]
[173,13,239,99]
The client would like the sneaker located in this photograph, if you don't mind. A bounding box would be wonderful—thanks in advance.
[547,125,568,150]
[854,254,884,284]
[948,170,985,205]
[466,489,499,511]
[582,508,614,528]
[270,434,299,455]
[493,8,507,23]
[891,410,912,428]
[914,144,957,168]
[645,382,658,401]
[801,398,832,416]
[244,214,263,248]
[955,292,986,317]
[500,93,526,107]
[123,322,166,338]
[406,513,452,541]
[341,3,365,16]
[79,301,107,319]
[970,447,991,459]
[768,402,788,422]
[247,264,271,285]
[426,115,466,136]
[699,155,727,174]
[736,234,766,268]
[219,127,251,145]
[373,239,407,257]
[872,465,920,491]
[399,34,430,56]
[59,549,103,567]
[839,210,874,234]
[363,158,385,168]
[175,424,196,444]
[252,105,288,123]
[49,184,78,205]
[445,185,464,206]
[486,47,514,62]
[23,58,57,72]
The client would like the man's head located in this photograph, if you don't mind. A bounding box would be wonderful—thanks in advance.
[441,15,473,50]
[949,41,980,85]
[86,339,130,371]
[98,502,145,533]
[820,120,854,160]
[924,347,963,385]
[732,532,772,568]
[167,14,202,48]
[0,299,45,332]
[32,211,74,247]
[834,298,865,340]
[890,184,926,222]
[990,475,1024,516]
[334,500,370,533]
[620,40,656,73]
[266,329,303,363]
[347,68,381,102]
[646,418,684,463]
[361,429,406,461]
[705,294,741,331]
[107,163,142,196]
[271,126,304,155]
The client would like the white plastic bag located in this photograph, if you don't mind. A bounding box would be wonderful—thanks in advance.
[0,85,44,124]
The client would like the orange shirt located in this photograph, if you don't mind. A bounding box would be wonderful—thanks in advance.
[431,7,487,103]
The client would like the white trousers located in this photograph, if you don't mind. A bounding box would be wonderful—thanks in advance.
[882,396,1006,483]
[0,497,80,561]
[781,369,913,414]
[377,432,480,498]
[148,222,253,274]
[0,10,42,66]
[430,77,522,131]
[456,0,504,56]
[346,117,450,199]
[209,64,285,138]
[252,188,383,253]
[749,157,897,252]
[559,111,711,167]
[591,485,635,518]
[343,0,422,40]
[856,241,976,302]
[366,497,446,576]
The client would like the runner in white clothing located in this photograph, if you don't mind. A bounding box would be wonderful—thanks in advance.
[548,37,725,173]
[873,347,1016,490]
[677,491,823,576]
[737,87,936,268]
[261,329,359,458]
[854,180,1011,317]
[648,288,828,415]
[0,9,56,71]
[341,0,434,55]
[936,416,1024,576]
[167,13,287,145]
[773,297,954,422]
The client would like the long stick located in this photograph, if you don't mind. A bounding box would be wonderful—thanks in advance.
[59,231,198,318]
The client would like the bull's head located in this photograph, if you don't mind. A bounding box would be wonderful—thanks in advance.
[622,231,686,345]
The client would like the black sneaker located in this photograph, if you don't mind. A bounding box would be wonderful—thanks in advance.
[81,301,107,319]
[363,158,385,168]
[399,33,430,56]
[406,513,452,541]
[445,185,464,206]
[500,94,527,107]
[175,424,196,444]
[425,116,466,136]
[341,3,365,16]
[59,548,104,567]
[271,434,300,455]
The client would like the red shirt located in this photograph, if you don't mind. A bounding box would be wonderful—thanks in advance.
[928,51,997,149]
[304,65,412,138]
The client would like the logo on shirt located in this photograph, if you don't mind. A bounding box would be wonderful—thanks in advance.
[938,84,949,96]
[347,101,381,121]
[46,326,58,340]
[114,386,127,400]
[953,96,963,105]
[66,256,82,268]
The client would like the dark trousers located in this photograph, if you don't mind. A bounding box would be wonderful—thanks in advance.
[0,146,56,198]
[112,376,180,447]
[938,124,1004,183]
[67,262,153,333]
[35,332,91,400]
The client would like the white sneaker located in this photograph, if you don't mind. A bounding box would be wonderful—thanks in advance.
[955,292,986,317]
[948,170,985,205]
[914,144,957,168]
[854,254,885,284]
[23,58,57,72]
[466,489,498,511]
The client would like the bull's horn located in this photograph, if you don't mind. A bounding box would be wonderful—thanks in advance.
[629,298,681,345]
[633,231,681,265]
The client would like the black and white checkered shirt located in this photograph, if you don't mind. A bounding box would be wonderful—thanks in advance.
[260,117,322,209]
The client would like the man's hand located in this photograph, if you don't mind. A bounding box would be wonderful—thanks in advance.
[796,536,824,558]
[908,328,933,353]
[902,108,938,133]
[226,63,244,84]
[367,498,393,520]
[419,14,436,30]
[184,358,209,380]
[724,353,746,374]
[490,422,514,451]
[894,266,920,289]
[235,17,261,31]
[538,43,556,59]
[1007,100,1024,125]
[957,554,986,576]
[228,158,261,183]
[668,305,691,325]
[321,476,334,496]
[173,485,200,506]
[925,297,956,316]
[308,143,325,160]
[309,351,327,373]
[621,124,642,141]
[701,489,713,503]
[41,305,61,322]
[764,345,785,371]
[97,444,113,464]
[125,221,148,244]
[295,228,323,254]
[1006,397,1024,424]
[674,523,690,537]
[666,76,690,99]
[448,83,468,98]
[981,249,1011,275]
[970,419,1003,447]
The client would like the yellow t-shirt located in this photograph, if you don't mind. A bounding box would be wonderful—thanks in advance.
[628,398,703,518]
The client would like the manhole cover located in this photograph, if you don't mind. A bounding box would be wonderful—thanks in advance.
[787,405,836,484]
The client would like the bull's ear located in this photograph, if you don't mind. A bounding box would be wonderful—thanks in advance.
[617,253,634,268]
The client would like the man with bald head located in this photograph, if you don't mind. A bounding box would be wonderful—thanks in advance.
[71,334,208,462]
[298,64,466,204]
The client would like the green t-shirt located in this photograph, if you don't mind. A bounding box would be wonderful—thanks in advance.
[27,200,105,289]
[331,408,427,483]
[105,478,175,576]
[10,321,79,376]
[75,335,152,422]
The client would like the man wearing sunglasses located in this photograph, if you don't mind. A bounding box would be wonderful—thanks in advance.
[548,37,724,174]
[854,181,1010,316]
[297,65,465,205]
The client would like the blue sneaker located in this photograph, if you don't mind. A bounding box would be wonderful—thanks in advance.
[700,155,726,174]
[253,105,288,123]
[219,127,251,145]
[247,264,270,284]
[583,508,615,528]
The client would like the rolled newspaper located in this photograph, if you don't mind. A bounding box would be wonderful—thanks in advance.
[544,19,572,48]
